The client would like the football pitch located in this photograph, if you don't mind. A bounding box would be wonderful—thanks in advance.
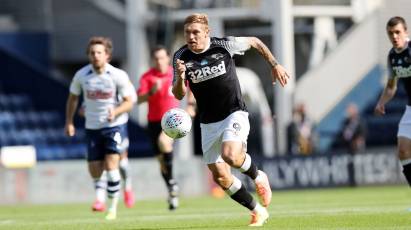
[0,185,409,230]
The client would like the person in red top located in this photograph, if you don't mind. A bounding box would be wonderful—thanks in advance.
[137,46,181,210]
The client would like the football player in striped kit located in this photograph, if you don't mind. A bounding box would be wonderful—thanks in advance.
[375,16,411,207]
[172,13,290,226]
[65,36,135,220]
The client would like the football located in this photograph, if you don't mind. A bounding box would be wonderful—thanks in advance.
[161,108,192,139]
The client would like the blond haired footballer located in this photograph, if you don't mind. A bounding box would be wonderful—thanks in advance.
[172,13,290,226]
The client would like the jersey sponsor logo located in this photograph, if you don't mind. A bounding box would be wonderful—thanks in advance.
[188,60,226,83]
[185,62,194,68]
[200,59,208,66]
[233,122,241,131]
[233,122,241,135]
[211,53,224,60]
[86,90,113,99]
[85,78,114,99]
[393,65,411,78]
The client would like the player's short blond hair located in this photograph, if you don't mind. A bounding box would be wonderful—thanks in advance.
[86,36,113,60]
[184,13,209,28]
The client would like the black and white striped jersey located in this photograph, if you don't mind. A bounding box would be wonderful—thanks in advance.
[173,37,251,124]
[388,41,411,105]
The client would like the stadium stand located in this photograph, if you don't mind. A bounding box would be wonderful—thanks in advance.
[0,93,87,160]
[330,85,405,150]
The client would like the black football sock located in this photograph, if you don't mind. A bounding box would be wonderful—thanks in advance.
[239,153,259,180]
[402,161,411,186]
[225,176,256,210]
[161,152,174,187]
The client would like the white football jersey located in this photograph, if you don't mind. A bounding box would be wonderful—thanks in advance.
[115,81,137,124]
[70,63,135,129]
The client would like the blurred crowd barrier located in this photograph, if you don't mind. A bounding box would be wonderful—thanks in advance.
[0,157,208,204]
[0,147,404,204]
[238,148,403,190]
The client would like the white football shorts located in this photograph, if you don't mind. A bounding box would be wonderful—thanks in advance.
[200,111,250,164]
[398,105,411,139]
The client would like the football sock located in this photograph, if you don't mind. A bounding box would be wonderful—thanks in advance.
[226,176,257,211]
[119,158,132,190]
[239,153,259,180]
[94,174,107,202]
[253,202,266,213]
[401,159,411,186]
[161,152,174,187]
[106,169,121,210]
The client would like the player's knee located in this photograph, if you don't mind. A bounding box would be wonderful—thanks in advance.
[398,146,411,160]
[158,142,173,153]
[105,154,120,170]
[221,142,243,166]
[88,162,104,178]
[158,134,173,152]
[213,174,231,189]
[221,149,241,166]
[221,154,235,165]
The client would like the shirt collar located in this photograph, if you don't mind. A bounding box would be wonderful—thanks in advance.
[191,37,211,54]
[394,38,410,53]
[90,63,111,75]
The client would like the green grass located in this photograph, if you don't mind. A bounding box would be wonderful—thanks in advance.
[0,185,410,229]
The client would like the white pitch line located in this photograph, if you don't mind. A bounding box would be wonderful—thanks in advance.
[0,220,15,225]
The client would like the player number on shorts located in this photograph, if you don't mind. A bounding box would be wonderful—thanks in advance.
[113,132,122,144]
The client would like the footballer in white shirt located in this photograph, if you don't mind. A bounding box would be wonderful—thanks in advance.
[64,36,134,220]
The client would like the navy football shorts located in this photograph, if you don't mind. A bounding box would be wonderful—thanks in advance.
[85,125,124,161]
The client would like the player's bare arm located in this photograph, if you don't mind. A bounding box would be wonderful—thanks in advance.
[172,59,187,100]
[185,90,197,117]
[64,93,79,136]
[246,37,290,87]
[375,77,398,116]
[108,95,134,122]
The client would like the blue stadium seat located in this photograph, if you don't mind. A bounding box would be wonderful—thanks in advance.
[10,94,32,111]
[39,111,61,128]
[0,112,15,130]
[65,143,87,159]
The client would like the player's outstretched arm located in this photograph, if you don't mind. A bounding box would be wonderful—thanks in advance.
[246,37,290,87]
[375,77,398,116]
[172,59,188,100]
[65,93,79,137]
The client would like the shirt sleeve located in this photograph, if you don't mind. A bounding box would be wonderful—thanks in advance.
[69,73,82,95]
[387,55,396,79]
[128,82,137,103]
[217,36,251,57]
[117,72,134,98]
[172,49,187,85]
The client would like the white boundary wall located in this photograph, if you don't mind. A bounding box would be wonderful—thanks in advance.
[0,157,209,204]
